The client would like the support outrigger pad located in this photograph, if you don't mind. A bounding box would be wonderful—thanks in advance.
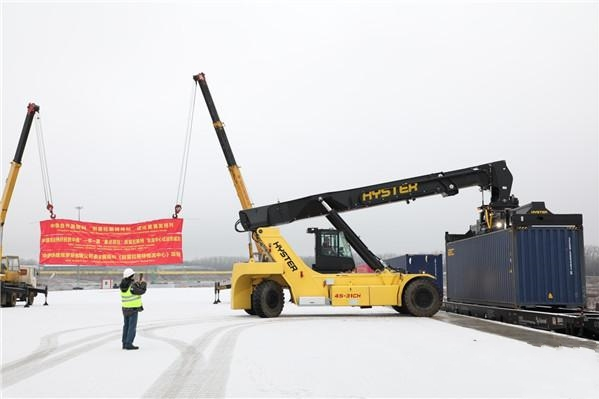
[213,281,231,304]
[43,285,49,306]
[213,281,221,304]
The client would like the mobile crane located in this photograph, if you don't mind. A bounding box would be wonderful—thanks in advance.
[195,73,519,318]
[1,103,48,307]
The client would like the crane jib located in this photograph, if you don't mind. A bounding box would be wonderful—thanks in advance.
[238,160,519,231]
[13,103,39,164]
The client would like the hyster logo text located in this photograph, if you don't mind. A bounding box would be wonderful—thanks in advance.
[361,183,418,202]
[273,241,298,272]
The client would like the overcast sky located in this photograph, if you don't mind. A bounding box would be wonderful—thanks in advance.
[1,1,598,261]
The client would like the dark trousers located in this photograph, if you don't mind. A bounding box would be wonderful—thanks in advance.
[122,311,138,347]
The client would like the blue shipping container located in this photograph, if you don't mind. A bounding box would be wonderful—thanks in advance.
[446,227,585,308]
[385,254,443,293]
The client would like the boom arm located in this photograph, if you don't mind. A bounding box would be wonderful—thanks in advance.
[0,103,40,259]
[194,73,262,259]
[239,161,519,231]
[193,73,253,210]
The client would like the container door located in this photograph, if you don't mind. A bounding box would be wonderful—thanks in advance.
[515,228,584,307]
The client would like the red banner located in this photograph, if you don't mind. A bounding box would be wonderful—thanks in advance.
[39,218,183,266]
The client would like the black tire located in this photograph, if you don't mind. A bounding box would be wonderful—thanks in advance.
[403,278,441,317]
[391,305,409,314]
[26,292,36,306]
[6,292,17,307]
[252,280,284,318]
[244,293,256,315]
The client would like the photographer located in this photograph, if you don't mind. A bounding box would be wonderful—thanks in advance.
[119,268,147,350]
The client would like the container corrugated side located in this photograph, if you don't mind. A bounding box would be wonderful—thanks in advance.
[446,227,585,308]
[446,230,515,307]
[515,227,585,307]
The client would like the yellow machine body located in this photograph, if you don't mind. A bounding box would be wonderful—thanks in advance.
[230,227,433,310]
[1,256,21,283]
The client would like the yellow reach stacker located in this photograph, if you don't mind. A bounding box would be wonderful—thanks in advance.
[194,73,519,318]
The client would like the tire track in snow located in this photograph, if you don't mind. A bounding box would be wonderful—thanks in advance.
[1,325,120,388]
[2,323,115,373]
[1,318,213,388]
[176,323,252,398]
[142,316,315,398]
[4,312,407,392]
[141,320,257,398]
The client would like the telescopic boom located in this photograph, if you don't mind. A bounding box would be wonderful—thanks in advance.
[239,160,519,231]
[193,73,253,210]
[0,103,40,260]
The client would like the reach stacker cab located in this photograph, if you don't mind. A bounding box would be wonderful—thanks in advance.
[307,227,356,274]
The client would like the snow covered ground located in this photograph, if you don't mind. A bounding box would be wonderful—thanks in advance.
[1,287,598,398]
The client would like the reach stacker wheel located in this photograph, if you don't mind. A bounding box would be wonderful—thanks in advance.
[252,280,284,318]
[403,278,441,317]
